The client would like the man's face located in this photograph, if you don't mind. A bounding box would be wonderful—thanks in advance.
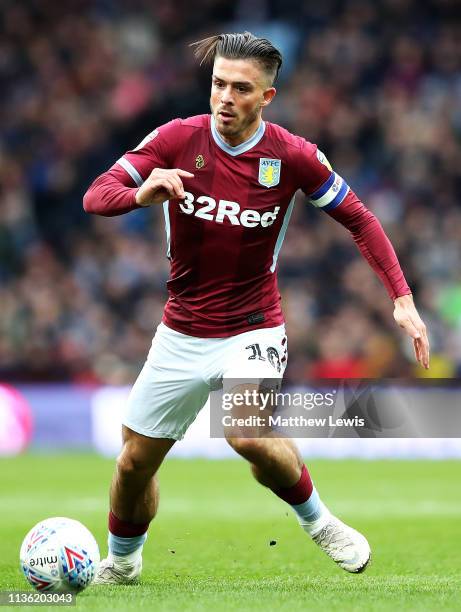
[210,57,276,145]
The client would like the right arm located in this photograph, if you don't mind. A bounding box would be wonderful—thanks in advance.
[83,165,194,217]
[83,119,192,217]
[83,164,140,217]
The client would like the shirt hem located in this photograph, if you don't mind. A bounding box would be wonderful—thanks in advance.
[161,313,285,338]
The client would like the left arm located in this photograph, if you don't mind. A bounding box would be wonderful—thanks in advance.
[295,140,429,369]
[327,190,430,369]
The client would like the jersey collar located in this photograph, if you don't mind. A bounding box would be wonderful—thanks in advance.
[210,115,265,156]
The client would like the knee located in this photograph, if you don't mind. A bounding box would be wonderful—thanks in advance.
[116,447,154,480]
[225,436,263,459]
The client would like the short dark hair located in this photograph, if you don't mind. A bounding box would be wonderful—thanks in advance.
[191,32,282,85]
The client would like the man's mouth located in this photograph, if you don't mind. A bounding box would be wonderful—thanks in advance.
[218,110,236,119]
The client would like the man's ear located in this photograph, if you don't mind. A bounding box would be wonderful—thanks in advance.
[261,87,276,108]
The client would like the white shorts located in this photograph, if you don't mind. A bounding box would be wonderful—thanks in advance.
[123,322,288,440]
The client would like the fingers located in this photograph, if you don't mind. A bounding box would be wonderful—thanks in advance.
[176,169,195,178]
[405,324,429,369]
[394,305,430,369]
[407,319,429,369]
[413,337,422,366]
[145,178,176,200]
[149,168,194,181]
[413,337,430,370]
[136,177,179,206]
[158,177,184,199]
[148,168,194,200]
[418,330,430,370]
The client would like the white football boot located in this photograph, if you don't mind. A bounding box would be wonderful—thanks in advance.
[309,514,371,573]
[93,554,142,585]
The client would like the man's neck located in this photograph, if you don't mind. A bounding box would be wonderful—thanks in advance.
[210,116,266,157]
[217,119,261,147]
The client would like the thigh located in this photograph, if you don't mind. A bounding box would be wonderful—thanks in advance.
[123,324,210,440]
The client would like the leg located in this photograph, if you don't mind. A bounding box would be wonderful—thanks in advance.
[95,323,211,585]
[226,435,303,489]
[220,316,371,573]
[110,425,175,524]
[226,433,371,573]
[223,383,303,489]
[94,427,175,585]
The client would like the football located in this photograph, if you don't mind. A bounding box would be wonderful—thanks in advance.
[20,517,100,593]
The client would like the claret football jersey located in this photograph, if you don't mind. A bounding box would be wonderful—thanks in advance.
[114,114,349,337]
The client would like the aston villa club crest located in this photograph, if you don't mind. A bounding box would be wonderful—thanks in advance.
[195,154,205,169]
[258,158,281,188]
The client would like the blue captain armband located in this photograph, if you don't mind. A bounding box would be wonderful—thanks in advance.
[308,172,349,211]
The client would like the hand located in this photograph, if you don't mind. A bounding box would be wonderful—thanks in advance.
[135,168,194,206]
[393,294,430,369]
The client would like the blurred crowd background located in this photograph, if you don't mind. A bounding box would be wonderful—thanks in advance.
[0,0,460,384]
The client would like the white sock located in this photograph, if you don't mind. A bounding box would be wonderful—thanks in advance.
[297,500,332,537]
[108,546,143,566]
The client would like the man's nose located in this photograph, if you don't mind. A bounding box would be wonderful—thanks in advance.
[221,86,234,105]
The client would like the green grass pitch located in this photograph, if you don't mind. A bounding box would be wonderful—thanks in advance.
[0,454,460,611]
